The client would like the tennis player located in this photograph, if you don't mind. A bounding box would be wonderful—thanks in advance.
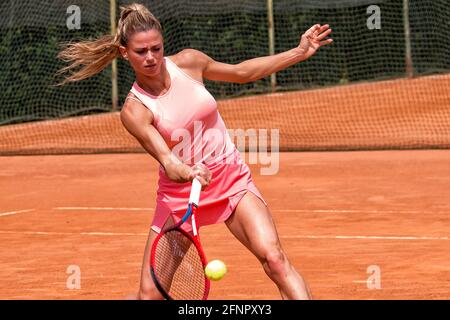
[57,3,332,300]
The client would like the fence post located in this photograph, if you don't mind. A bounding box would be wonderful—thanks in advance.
[267,0,277,92]
[403,0,413,78]
[110,0,119,111]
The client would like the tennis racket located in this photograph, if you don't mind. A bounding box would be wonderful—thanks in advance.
[150,178,210,300]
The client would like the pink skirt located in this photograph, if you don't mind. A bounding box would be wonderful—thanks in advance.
[151,149,267,233]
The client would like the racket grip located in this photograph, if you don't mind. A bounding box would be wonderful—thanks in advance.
[189,178,202,206]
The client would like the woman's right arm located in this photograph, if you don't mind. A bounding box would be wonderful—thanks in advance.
[120,94,211,188]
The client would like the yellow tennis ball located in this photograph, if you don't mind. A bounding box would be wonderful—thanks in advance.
[205,259,227,281]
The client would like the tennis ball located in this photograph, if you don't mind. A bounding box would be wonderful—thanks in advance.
[205,259,227,281]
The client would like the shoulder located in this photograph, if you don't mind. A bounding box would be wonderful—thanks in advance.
[121,92,154,125]
[168,49,212,71]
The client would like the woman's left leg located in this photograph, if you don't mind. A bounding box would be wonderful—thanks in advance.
[225,191,312,300]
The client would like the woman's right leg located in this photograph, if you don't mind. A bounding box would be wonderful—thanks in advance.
[137,228,165,300]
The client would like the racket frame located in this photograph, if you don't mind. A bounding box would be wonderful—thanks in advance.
[149,179,210,300]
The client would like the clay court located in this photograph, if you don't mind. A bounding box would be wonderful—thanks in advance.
[2,0,449,301]
[1,150,449,299]
[1,71,450,299]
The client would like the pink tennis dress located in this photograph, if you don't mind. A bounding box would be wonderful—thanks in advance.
[130,57,267,233]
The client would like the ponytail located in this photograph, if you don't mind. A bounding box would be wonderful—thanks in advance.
[56,3,162,86]
[55,35,119,85]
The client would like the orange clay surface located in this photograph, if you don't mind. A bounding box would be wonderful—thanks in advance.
[1,151,450,299]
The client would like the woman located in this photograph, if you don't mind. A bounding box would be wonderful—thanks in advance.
[57,3,332,300]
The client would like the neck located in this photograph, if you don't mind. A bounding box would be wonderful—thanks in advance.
[136,60,170,96]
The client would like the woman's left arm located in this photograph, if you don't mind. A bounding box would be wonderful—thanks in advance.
[194,24,332,84]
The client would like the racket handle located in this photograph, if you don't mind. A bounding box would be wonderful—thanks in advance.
[189,178,202,206]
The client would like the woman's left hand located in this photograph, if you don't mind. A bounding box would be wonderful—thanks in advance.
[296,24,333,60]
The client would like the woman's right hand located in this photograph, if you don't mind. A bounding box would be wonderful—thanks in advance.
[188,163,212,190]
[163,156,212,190]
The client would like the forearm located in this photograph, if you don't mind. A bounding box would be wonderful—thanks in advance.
[160,153,192,183]
[121,97,194,184]
[140,138,192,183]
[238,48,306,83]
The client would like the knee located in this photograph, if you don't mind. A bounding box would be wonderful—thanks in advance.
[260,246,288,277]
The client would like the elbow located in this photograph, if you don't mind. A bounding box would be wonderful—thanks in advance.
[235,65,254,84]
[239,73,260,84]
[238,77,254,84]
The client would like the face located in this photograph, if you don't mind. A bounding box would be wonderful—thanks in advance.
[119,29,164,77]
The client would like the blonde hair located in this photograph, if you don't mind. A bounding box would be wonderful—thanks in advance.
[55,3,162,85]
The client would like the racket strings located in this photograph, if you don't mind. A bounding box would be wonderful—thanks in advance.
[153,230,206,300]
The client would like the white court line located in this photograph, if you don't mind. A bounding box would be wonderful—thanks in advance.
[0,230,147,236]
[280,235,450,241]
[274,209,443,214]
[0,230,448,241]
[54,207,154,211]
[0,209,35,217]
